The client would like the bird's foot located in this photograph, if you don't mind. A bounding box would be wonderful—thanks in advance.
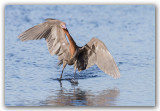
[57,78,62,81]
[70,79,78,85]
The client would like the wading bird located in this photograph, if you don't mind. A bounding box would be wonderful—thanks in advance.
[18,19,120,83]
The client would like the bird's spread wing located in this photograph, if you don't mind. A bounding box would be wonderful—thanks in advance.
[18,19,70,61]
[83,37,120,78]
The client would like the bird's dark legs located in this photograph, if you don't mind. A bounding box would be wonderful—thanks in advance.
[70,69,78,84]
[58,63,67,81]
[59,69,64,80]
[74,70,76,79]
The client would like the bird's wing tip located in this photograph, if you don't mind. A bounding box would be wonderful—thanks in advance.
[113,73,120,79]
[45,18,56,21]
[109,70,120,79]
[114,76,120,79]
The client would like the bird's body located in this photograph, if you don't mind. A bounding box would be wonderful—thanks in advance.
[18,18,120,82]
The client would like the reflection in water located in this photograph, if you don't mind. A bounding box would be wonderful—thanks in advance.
[41,81,120,106]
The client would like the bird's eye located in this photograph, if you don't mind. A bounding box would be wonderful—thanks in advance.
[60,23,67,29]
[62,25,66,29]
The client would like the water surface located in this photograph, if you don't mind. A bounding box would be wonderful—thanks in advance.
[5,5,155,106]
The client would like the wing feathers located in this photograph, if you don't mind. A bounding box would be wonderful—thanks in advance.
[85,37,120,78]
[18,23,51,41]
[18,19,70,62]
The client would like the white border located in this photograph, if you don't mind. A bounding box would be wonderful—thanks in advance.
[1,0,159,111]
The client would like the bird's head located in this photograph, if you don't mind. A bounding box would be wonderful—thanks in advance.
[60,22,67,29]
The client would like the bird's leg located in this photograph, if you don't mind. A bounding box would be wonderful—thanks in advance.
[59,69,64,80]
[70,60,78,84]
[58,62,67,81]
[70,69,78,84]
[74,69,76,79]
[73,70,76,80]
[58,79,62,87]
[73,60,77,80]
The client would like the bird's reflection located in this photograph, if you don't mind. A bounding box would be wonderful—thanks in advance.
[42,81,120,106]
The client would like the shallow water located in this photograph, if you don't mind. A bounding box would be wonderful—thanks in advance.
[5,5,155,106]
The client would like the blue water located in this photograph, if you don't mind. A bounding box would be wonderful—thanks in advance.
[5,5,155,106]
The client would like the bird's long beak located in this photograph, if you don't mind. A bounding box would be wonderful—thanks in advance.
[63,28,68,32]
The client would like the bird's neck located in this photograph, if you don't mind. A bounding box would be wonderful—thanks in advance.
[64,29,76,46]
[63,29,77,58]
